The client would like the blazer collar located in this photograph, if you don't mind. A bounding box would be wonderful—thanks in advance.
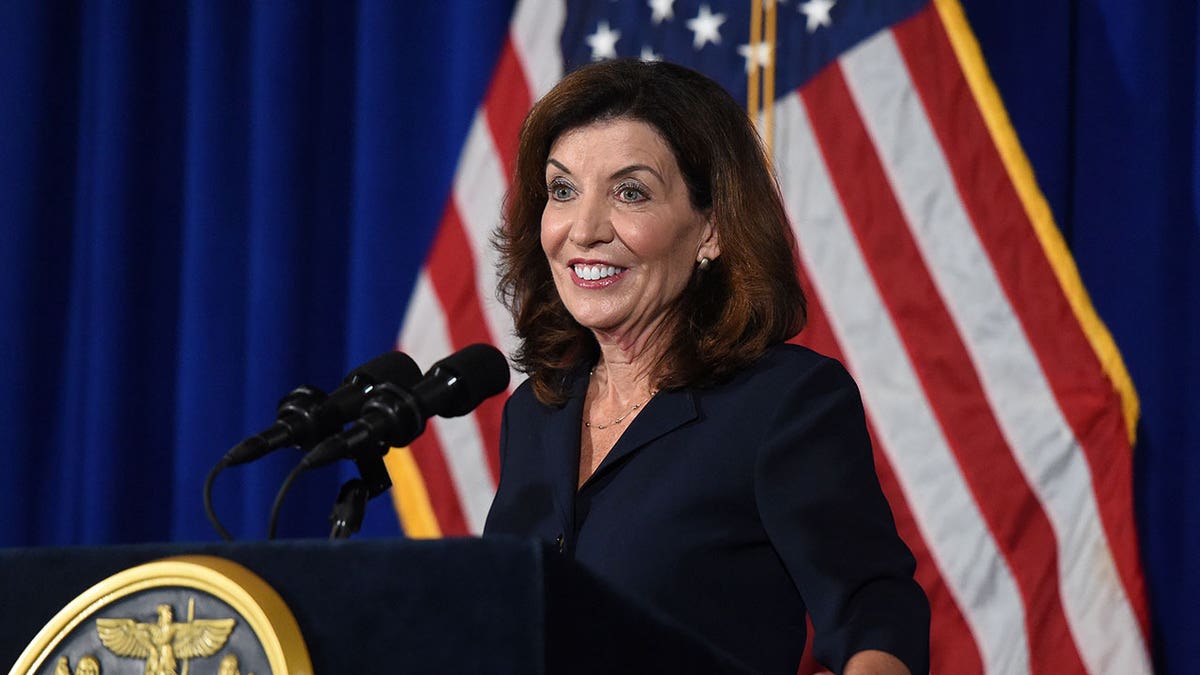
[587,386,698,488]
[546,367,700,505]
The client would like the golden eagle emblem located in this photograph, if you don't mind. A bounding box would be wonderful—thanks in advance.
[96,603,235,675]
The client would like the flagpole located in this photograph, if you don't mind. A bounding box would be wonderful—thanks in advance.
[764,0,777,153]
[748,0,762,128]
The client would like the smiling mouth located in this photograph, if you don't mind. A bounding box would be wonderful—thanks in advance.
[572,263,626,281]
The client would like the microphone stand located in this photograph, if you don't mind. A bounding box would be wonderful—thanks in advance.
[328,450,393,539]
[329,479,369,539]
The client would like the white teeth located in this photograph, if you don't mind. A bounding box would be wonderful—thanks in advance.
[573,264,622,281]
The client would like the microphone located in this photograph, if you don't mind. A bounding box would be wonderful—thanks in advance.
[301,344,510,469]
[221,351,423,467]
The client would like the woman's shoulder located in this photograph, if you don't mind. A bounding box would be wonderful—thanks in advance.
[504,367,587,414]
[743,342,855,388]
[506,376,540,410]
[758,341,833,367]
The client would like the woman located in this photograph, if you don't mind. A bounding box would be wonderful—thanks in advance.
[484,59,929,675]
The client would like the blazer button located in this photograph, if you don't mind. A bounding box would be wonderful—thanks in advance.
[555,533,565,554]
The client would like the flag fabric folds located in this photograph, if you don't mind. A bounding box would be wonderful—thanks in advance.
[389,0,1152,671]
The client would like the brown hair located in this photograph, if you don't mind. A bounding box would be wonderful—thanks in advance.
[496,59,805,405]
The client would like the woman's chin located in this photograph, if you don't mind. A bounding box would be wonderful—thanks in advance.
[572,315,624,335]
[563,300,627,330]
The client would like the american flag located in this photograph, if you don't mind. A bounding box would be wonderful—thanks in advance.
[385,0,1152,672]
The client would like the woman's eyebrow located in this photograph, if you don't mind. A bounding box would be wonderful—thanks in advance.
[609,164,664,183]
[545,159,664,184]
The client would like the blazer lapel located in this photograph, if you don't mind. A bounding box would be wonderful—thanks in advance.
[543,373,588,535]
[586,388,698,487]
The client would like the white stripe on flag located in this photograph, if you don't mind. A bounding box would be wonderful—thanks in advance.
[774,91,1031,675]
[400,271,449,371]
[840,31,1151,673]
[453,112,523,376]
[511,0,566,99]
[425,413,495,534]
[399,272,497,532]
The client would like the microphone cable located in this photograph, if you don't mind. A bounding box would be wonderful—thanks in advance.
[267,462,308,541]
[203,459,235,541]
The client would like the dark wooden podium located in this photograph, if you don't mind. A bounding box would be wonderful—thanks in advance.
[1,537,752,674]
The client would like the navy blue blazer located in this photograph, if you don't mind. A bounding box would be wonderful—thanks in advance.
[484,344,930,674]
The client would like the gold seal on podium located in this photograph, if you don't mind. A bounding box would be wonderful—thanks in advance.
[9,556,310,675]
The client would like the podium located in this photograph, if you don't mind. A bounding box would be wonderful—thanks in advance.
[1,537,752,673]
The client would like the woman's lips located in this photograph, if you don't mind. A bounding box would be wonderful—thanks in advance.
[570,262,627,287]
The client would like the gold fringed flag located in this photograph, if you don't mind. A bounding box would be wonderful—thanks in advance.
[388,1,1151,671]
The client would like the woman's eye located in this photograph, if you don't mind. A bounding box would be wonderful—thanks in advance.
[548,181,574,201]
[616,184,647,202]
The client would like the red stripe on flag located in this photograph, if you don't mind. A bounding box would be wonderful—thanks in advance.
[800,64,1087,674]
[409,430,471,536]
[791,267,985,675]
[893,5,1150,636]
[426,205,504,484]
[483,37,533,182]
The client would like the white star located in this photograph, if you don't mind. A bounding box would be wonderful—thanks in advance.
[686,5,726,50]
[648,0,675,24]
[586,21,621,61]
[799,0,836,33]
[640,45,662,62]
[737,41,772,73]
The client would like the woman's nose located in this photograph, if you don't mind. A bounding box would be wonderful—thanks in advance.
[567,194,614,247]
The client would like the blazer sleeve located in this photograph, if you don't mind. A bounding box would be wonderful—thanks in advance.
[753,357,930,674]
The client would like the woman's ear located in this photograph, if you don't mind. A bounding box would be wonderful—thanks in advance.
[697,214,721,263]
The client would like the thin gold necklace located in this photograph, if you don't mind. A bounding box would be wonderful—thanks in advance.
[584,369,657,430]
[584,393,655,429]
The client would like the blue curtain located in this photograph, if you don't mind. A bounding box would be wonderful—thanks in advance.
[0,0,516,545]
[1,1,1196,672]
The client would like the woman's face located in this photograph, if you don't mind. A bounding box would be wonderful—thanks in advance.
[540,118,720,349]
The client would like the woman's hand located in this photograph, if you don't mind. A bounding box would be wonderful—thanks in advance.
[843,649,913,675]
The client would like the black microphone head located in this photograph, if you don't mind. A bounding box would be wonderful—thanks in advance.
[424,343,510,417]
[346,350,423,387]
[332,351,422,416]
[309,345,508,464]
[223,350,424,467]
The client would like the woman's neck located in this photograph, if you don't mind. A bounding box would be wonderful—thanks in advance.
[592,338,659,405]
